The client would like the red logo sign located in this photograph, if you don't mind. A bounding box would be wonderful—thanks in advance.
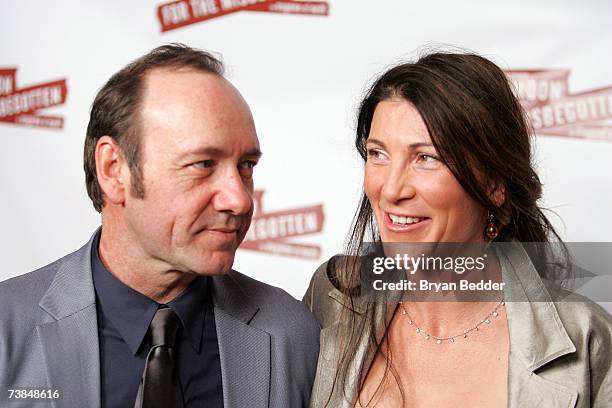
[240,190,325,260]
[158,0,329,32]
[0,68,67,130]
[506,69,612,141]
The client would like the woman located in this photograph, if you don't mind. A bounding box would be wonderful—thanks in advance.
[304,52,612,407]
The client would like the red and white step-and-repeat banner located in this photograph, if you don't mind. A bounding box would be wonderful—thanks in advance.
[1,0,611,299]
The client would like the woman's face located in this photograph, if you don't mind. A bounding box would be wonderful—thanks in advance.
[364,98,487,243]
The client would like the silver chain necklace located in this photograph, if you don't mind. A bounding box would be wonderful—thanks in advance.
[399,300,505,344]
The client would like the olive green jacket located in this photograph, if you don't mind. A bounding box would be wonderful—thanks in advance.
[304,243,612,407]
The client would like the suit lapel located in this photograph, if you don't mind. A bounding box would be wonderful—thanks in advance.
[37,232,101,408]
[36,305,100,408]
[211,272,271,408]
[312,320,373,408]
[313,289,388,407]
[501,242,578,407]
[508,354,578,408]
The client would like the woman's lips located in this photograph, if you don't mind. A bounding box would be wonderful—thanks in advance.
[383,212,431,233]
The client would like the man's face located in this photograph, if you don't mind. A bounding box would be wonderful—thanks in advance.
[123,68,261,276]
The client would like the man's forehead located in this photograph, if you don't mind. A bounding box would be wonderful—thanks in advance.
[142,67,230,102]
[139,66,251,122]
[140,67,252,122]
[137,68,258,160]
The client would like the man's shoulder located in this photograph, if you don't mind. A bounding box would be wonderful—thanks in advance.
[0,258,62,310]
[0,256,69,339]
[227,269,317,319]
[227,270,320,336]
[0,243,90,324]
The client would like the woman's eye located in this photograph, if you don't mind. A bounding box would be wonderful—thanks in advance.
[414,153,443,169]
[367,149,386,160]
[417,153,438,162]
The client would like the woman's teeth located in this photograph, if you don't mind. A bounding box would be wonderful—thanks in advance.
[389,214,424,225]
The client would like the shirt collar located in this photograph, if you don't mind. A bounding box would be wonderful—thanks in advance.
[91,231,209,355]
[168,275,209,353]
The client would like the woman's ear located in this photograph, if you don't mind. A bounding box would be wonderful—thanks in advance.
[489,183,506,207]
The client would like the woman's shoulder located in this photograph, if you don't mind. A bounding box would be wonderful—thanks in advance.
[554,294,612,401]
[554,292,612,339]
[303,255,352,329]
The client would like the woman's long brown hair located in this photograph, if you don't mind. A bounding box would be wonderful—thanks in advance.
[325,51,566,407]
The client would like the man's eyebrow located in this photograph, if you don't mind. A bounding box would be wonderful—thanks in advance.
[242,148,263,159]
[179,146,263,161]
[189,147,225,157]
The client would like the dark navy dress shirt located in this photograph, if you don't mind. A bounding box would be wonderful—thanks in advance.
[91,232,224,408]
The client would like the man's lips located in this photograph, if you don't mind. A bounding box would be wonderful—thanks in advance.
[197,226,241,243]
[208,227,239,233]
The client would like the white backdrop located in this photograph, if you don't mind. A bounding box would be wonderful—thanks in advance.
[1,0,611,300]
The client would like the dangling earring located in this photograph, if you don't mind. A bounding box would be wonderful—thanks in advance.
[486,212,499,240]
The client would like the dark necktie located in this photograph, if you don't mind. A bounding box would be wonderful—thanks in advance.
[134,308,184,408]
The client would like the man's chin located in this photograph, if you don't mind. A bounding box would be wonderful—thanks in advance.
[191,252,236,276]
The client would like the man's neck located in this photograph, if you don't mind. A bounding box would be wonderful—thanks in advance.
[98,221,196,304]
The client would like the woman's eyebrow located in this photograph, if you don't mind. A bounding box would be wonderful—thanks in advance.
[366,139,434,149]
[408,142,434,148]
[365,138,386,149]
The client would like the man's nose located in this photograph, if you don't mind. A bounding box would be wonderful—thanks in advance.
[214,171,253,215]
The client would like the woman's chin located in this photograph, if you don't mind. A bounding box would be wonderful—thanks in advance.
[380,229,434,243]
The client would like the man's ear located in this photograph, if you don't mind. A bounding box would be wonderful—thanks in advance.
[95,136,130,206]
[489,183,506,208]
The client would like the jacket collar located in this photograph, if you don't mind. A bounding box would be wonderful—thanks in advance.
[499,242,576,371]
[322,242,579,407]
[209,272,270,408]
[328,288,368,314]
[326,243,578,371]
[38,230,98,319]
[39,228,261,326]
[500,242,578,407]
[210,271,260,324]
[37,229,101,408]
[38,228,269,408]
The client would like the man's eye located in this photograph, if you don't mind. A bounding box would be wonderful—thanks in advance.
[193,160,214,169]
[240,160,258,169]
[239,161,257,179]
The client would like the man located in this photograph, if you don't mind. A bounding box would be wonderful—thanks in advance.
[0,44,320,408]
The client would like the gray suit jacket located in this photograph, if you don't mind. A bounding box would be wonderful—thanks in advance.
[0,231,320,408]
[304,242,612,407]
